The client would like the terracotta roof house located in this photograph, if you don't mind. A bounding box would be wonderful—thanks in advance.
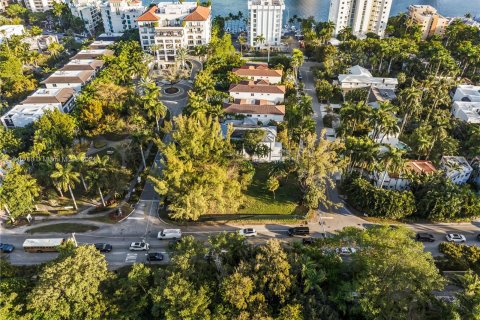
[374,160,436,190]
[184,5,211,21]
[229,80,286,104]
[224,99,285,123]
[233,65,283,84]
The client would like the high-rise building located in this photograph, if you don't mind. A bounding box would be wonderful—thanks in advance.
[328,0,392,37]
[408,5,451,40]
[24,0,63,12]
[248,0,284,47]
[66,0,102,35]
[137,2,211,67]
[100,0,145,34]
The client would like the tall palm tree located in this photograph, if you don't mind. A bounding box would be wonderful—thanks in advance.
[254,34,265,48]
[397,86,423,135]
[68,152,89,192]
[176,47,188,69]
[237,34,247,56]
[141,82,167,132]
[50,163,80,210]
[150,44,162,67]
[377,146,405,188]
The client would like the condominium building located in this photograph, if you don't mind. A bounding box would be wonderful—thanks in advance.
[41,70,95,92]
[66,0,103,35]
[248,0,284,47]
[24,0,61,12]
[408,5,451,40]
[328,0,392,37]
[440,156,473,185]
[137,2,211,66]
[100,0,145,34]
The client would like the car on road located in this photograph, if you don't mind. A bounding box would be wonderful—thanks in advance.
[445,233,466,243]
[476,234,480,241]
[147,252,164,261]
[157,229,182,240]
[94,243,112,253]
[238,228,257,237]
[336,247,357,255]
[415,233,435,242]
[297,74,303,81]
[0,243,15,253]
[288,226,310,237]
[129,242,150,251]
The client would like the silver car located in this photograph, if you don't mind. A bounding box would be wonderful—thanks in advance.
[129,242,150,251]
[445,233,466,243]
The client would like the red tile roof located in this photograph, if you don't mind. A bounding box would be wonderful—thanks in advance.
[224,102,285,115]
[406,160,437,174]
[137,6,159,22]
[229,80,286,94]
[184,6,211,21]
[233,65,283,78]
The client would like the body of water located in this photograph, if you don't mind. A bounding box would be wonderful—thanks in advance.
[147,0,480,23]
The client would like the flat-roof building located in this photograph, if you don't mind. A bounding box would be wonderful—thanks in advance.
[41,70,95,91]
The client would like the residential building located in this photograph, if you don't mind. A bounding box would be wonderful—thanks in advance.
[0,25,25,44]
[22,88,76,113]
[457,17,480,29]
[61,59,105,73]
[229,80,286,104]
[440,156,473,185]
[1,103,63,128]
[100,0,145,34]
[328,0,392,37]
[0,0,10,13]
[24,0,61,12]
[374,160,437,190]
[221,120,283,162]
[71,48,114,59]
[452,85,480,102]
[41,70,95,91]
[232,63,283,84]
[66,0,103,36]
[247,0,285,47]
[451,101,480,124]
[22,34,58,51]
[408,5,451,40]
[470,156,480,189]
[368,87,396,109]
[137,2,211,66]
[88,40,114,49]
[337,65,398,91]
[223,99,285,123]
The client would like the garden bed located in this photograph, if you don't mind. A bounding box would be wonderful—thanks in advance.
[26,223,99,234]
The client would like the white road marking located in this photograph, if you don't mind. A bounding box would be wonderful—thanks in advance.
[125,253,137,263]
[127,217,144,220]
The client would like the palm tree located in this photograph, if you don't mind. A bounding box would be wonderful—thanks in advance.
[254,34,266,48]
[176,47,188,69]
[397,86,423,135]
[50,163,80,210]
[68,153,89,192]
[47,42,64,60]
[86,155,110,207]
[377,146,405,188]
[237,34,247,56]
[150,44,162,67]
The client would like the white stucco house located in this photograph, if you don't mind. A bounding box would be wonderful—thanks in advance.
[337,65,398,91]
[440,156,473,185]
[223,99,285,123]
[374,160,437,190]
[232,64,283,84]
[229,80,285,104]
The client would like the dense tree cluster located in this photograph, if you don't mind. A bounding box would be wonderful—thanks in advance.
[3,227,474,320]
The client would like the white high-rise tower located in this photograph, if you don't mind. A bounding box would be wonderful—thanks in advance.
[328,0,392,37]
[248,0,285,47]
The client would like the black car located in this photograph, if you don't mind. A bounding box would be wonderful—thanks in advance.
[147,252,164,262]
[94,243,113,253]
[415,233,435,242]
[288,227,310,237]
[477,234,480,241]
[0,243,15,253]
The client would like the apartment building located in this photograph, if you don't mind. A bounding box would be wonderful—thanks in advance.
[41,70,95,91]
[328,0,392,37]
[374,160,437,190]
[451,101,480,124]
[452,84,480,102]
[232,63,283,84]
[137,2,211,66]
[247,0,285,47]
[24,0,61,12]
[337,65,398,91]
[229,80,286,104]
[440,156,473,185]
[72,48,114,59]
[0,25,25,44]
[67,0,103,35]
[408,5,450,40]
[100,0,145,33]
[223,99,285,123]
[61,59,105,73]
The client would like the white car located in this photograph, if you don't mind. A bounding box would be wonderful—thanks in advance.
[157,229,182,240]
[238,228,257,237]
[129,242,150,251]
[446,234,466,243]
[336,247,357,255]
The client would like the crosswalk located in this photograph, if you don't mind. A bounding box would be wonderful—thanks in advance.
[125,253,137,263]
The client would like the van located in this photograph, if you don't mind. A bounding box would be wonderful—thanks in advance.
[157,229,182,240]
[288,227,310,237]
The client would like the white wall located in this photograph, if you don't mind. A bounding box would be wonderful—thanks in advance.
[230,91,284,104]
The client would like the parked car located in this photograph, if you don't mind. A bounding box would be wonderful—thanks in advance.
[445,233,466,243]
[157,229,182,240]
[477,234,480,241]
[302,237,315,245]
[129,242,150,251]
[0,243,15,253]
[147,252,164,261]
[288,226,310,237]
[94,243,112,253]
[297,73,303,80]
[415,233,435,242]
[238,228,257,237]
[336,247,357,255]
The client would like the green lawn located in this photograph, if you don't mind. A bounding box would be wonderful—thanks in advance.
[27,223,99,234]
[237,163,306,215]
